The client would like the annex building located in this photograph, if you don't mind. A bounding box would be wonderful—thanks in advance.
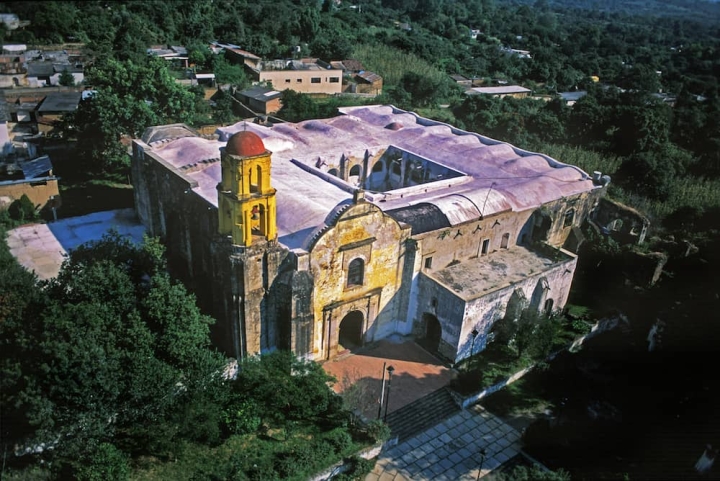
[131,105,607,363]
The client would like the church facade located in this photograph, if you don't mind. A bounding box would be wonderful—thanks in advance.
[131,105,607,363]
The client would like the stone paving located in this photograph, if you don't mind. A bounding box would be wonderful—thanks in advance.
[322,337,455,420]
[367,404,522,481]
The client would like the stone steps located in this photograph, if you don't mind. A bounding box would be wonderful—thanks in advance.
[385,387,461,442]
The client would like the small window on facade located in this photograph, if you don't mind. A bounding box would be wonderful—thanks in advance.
[347,258,364,287]
[391,161,401,175]
[481,239,490,256]
[431,298,438,308]
[311,77,321,83]
[501,233,510,249]
[296,78,302,83]
[424,257,433,269]
[563,208,575,228]
[285,79,291,83]
[329,77,340,83]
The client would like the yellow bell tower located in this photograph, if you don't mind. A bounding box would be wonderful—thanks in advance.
[218,130,277,247]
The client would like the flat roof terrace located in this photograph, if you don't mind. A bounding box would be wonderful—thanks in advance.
[425,245,576,302]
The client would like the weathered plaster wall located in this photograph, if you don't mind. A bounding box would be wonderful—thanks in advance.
[455,253,577,362]
[413,247,577,363]
[592,197,649,245]
[415,272,466,360]
[308,199,411,360]
[0,177,58,212]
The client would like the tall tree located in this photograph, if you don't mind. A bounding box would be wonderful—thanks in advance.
[60,57,198,175]
[1,234,226,475]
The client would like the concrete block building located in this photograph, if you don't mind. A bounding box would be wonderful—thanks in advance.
[131,105,607,363]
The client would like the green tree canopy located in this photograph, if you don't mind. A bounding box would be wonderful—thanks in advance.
[1,233,226,475]
[61,57,198,175]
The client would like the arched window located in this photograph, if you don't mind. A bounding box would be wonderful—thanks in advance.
[347,258,364,287]
[327,168,339,177]
[544,298,554,316]
[563,208,575,228]
[349,164,362,177]
[372,162,384,173]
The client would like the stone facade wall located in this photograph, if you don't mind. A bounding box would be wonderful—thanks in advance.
[308,200,412,360]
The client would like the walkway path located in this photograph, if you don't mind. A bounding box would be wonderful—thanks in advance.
[367,404,523,481]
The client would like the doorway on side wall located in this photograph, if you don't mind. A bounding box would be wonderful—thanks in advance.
[420,312,442,354]
[338,310,364,352]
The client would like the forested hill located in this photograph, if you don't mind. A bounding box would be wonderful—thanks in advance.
[528,0,720,23]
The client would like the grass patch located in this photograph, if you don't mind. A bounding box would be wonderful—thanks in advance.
[56,181,134,219]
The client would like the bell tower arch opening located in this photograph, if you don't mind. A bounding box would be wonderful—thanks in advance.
[217,130,277,246]
[338,310,364,351]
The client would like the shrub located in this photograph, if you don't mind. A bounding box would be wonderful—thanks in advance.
[334,456,375,481]
[323,427,353,455]
[8,195,38,223]
[74,443,130,481]
[223,398,262,435]
[364,419,391,443]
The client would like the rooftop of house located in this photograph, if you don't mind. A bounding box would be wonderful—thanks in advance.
[450,74,471,83]
[466,86,531,95]
[238,85,282,102]
[559,91,588,102]
[258,58,339,72]
[27,61,83,77]
[211,43,261,60]
[357,71,382,83]
[37,92,82,113]
[331,59,365,72]
[138,105,597,251]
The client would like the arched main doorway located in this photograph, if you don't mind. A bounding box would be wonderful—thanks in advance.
[421,313,442,353]
[338,310,364,351]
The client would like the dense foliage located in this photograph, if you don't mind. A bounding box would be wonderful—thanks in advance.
[0,234,366,480]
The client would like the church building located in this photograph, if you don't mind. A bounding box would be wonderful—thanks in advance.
[131,105,607,363]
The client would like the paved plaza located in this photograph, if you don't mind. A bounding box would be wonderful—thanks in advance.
[322,337,455,420]
[367,404,523,481]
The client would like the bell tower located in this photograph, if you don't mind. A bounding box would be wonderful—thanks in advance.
[218,130,277,246]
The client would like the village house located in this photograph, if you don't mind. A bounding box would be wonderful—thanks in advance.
[236,85,283,115]
[466,85,532,98]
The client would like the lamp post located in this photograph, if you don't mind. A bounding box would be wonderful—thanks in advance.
[383,365,395,422]
[377,361,387,420]
[476,448,487,481]
[470,328,479,357]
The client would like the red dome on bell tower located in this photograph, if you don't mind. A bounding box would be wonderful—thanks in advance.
[226,131,266,157]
